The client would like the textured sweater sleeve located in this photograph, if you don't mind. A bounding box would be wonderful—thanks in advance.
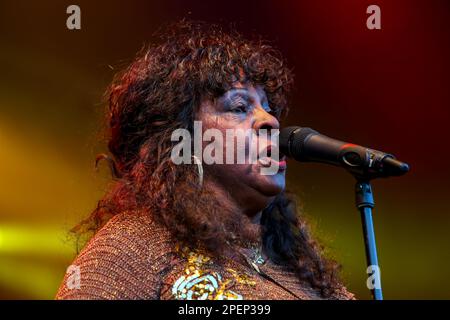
[56,211,176,300]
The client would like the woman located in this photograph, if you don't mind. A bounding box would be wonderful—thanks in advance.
[56,21,354,300]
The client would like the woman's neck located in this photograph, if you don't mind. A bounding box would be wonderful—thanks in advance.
[203,178,263,245]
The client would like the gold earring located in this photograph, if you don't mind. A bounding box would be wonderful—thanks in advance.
[192,155,203,188]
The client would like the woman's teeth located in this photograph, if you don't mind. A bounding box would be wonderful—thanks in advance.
[258,157,271,167]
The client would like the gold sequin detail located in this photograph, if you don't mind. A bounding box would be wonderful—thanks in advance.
[226,268,256,286]
[172,245,257,300]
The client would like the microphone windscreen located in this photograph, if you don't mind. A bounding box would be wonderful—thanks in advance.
[280,127,318,160]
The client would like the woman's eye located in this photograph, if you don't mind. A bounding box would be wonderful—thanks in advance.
[231,104,248,113]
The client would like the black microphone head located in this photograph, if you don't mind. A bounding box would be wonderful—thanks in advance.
[280,126,318,160]
[279,126,300,157]
[382,156,410,176]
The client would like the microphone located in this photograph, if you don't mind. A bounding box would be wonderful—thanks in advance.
[279,126,410,179]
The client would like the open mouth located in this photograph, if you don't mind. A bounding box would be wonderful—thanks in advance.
[258,145,287,171]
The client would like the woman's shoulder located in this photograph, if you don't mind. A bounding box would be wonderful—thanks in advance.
[94,209,173,247]
[56,210,177,300]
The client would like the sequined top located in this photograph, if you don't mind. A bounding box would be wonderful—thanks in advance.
[56,210,354,300]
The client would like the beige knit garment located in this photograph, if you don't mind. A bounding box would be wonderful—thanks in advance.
[56,210,354,300]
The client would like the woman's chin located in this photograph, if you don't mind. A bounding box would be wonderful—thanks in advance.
[254,173,286,197]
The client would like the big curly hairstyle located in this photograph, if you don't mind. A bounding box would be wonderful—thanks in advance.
[78,21,342,297]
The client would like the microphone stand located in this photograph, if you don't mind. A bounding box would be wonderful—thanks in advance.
[355,180,383,300]
[280,125,410,300]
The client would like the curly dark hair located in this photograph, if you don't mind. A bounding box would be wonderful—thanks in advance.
[77,20,342,297]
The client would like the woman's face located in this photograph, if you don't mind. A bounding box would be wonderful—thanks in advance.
[198,82,287,216]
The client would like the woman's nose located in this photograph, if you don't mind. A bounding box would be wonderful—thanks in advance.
[253,107,280,132]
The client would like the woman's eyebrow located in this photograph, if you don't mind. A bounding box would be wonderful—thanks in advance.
[225,87,267,104]
[228,87,249,95]
[225,89,252,101]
